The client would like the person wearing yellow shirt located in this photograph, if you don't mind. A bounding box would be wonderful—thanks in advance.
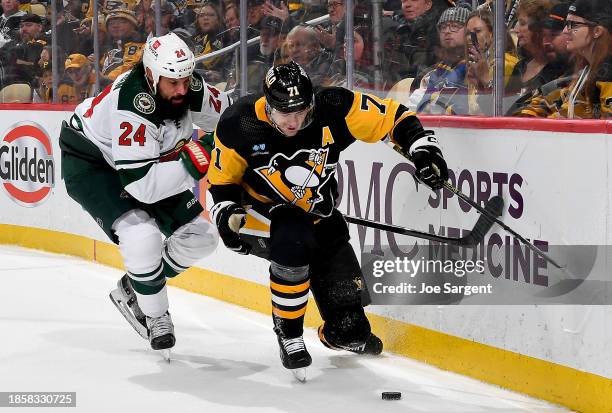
[58,53,96,104]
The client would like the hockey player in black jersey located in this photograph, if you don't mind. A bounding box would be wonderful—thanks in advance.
[208,61,448,380]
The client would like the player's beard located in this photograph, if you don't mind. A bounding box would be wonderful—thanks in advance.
[157,92,190,119]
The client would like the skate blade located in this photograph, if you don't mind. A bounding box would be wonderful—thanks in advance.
[291,368,307,383]
[159,349,171,363]
[109,290,149,340]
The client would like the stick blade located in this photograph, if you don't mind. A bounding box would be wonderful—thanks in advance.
[460,195,504,246]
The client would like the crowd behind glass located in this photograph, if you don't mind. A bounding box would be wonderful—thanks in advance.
[0,0,609,118]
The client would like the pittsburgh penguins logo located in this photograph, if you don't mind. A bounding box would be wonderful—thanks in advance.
[254,148,333,212]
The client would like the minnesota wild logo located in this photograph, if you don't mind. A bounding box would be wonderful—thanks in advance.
[133,92,155,114]
[190,75,203,92]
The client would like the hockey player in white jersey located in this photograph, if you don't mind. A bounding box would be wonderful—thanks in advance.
[59,32,232,353]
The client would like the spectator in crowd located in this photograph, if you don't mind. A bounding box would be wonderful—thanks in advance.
[138,6,155,37]
[285,23,333,86]
[325,29,372,88]
[541,2,573,74]
[85,0,137,17]
[251,15,287,66]
[173,0,196,28]
[248,0,266,31]
[262,0,291,25]
[408,5,470,114]
[314,0,344,52]
[37,43,51,68]
[46,0,80,53]
[239,15,288,93]
[222,3,240,43]
[383,0,441,85]
[100,8,145,81]
[516,0,611,118]
[1,13,48,85]
[0,0,26,48]
[57,53,96,103]
[72,14,106,57]
[506,0,565,96]
[32,60,51,102]
[507,2,573,114]
[65,0,87,20]
[192,2,227,83]
[464,8,519,114]
[159,1,179,35]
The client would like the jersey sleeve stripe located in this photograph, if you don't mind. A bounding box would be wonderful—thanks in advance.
[118,163,154,187]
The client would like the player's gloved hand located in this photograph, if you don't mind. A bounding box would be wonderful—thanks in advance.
[210,201,251,255]
[179,140,211,180]
[198,131,215,154]
[409,130,449,191]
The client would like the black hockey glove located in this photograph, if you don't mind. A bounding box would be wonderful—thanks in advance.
[409,130,449,191]
[210,201,251,255]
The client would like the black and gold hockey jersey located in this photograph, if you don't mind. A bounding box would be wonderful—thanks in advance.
[208,87,424,217]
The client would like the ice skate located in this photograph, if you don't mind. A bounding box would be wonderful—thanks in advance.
[146,311,175,352]
[318,325,383,355]
[109,274,148,340]
[277,335,312,382]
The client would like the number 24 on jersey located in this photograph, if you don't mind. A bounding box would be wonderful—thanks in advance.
[118,122,146,146]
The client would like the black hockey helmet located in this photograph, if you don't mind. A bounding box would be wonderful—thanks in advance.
[263,61,315,134]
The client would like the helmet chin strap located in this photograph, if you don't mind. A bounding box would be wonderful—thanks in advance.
[265,101,314,136]
[144,67,157,94]
[265,102,289,136]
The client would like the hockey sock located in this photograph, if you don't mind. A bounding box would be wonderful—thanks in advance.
[270,271,310,339]
[160,243,188,279]
[128,262,166,295]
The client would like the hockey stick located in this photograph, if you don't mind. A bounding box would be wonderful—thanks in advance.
[384,139,566,271]
[344,195,503,246]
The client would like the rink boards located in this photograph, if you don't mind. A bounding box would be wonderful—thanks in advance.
[0,105,610,413]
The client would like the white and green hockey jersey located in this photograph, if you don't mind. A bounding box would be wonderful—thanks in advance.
[71,63,232,204]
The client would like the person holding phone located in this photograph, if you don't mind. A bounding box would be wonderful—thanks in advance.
[464,8,519,114]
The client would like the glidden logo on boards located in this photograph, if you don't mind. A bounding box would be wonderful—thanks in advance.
[0,122,55,207]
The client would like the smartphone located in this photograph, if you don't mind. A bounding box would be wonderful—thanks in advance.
[470,32,479,51]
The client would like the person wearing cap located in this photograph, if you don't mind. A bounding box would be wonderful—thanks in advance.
[57,53,96,104]
[516,0,612,118]
[408,6,471,114]
[238,15,289,94]
[542,2,572,66]
[0,13,47,84]
[252,15,287,65]
[0,0,26,48]
[18,12,45,43]
[101,8,146,81]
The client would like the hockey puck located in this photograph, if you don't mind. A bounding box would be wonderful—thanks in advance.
[382,391,401,400]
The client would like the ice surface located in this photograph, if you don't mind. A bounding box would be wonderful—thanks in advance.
[0,246,571,413]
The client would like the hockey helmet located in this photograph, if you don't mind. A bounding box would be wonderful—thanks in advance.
[263,61,315,133]
[142,32,195,94]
